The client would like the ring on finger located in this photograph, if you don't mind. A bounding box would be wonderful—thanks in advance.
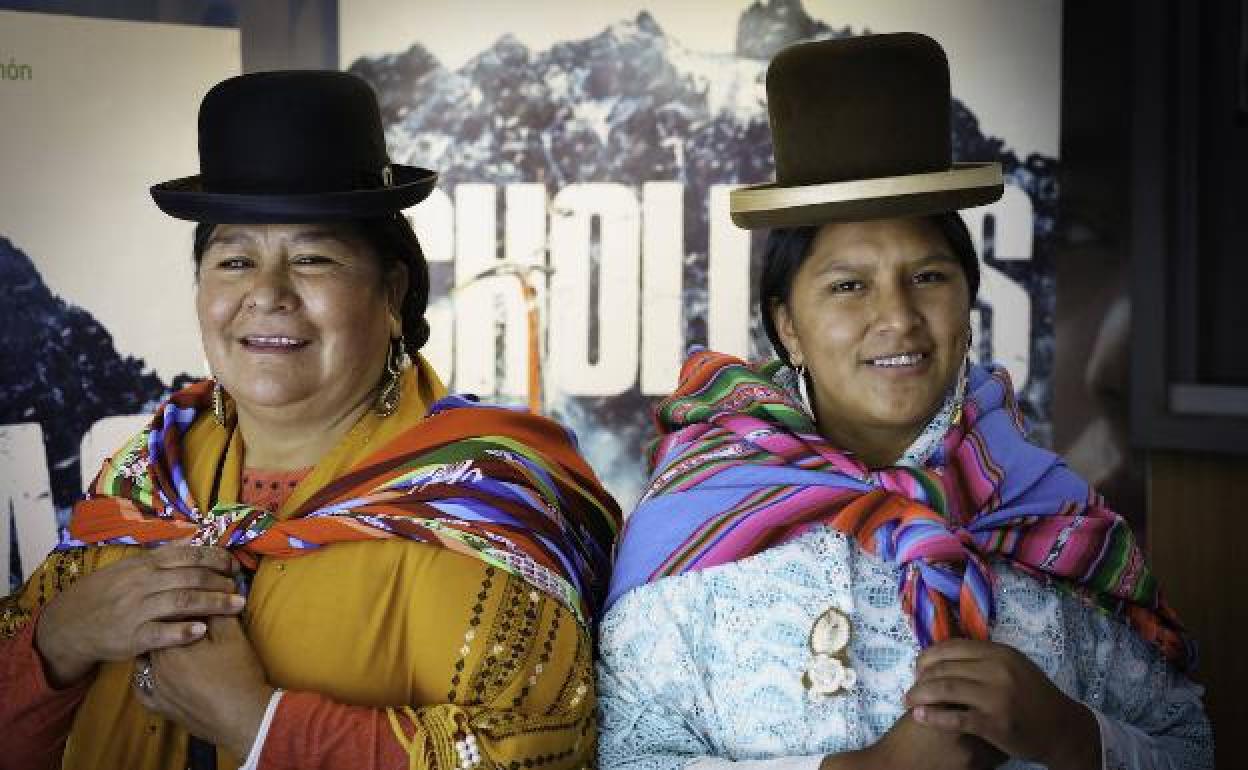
[133,656,154,695]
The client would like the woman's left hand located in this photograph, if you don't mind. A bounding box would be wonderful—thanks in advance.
[904,639,1100,770]
[135,615,274,759]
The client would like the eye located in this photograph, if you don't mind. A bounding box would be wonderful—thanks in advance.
[913,269,950,285]
[214,256,252,270]
[829,279,865,294]
[291,254,336,266]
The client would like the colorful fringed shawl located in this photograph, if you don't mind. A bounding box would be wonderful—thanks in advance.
[62,372,621,627]
[607,349,1192,669]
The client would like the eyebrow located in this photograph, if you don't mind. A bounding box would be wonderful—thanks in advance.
[205,231,256,249]
[289,230,351,246]
[205,229,350,249]
[911,253,961,267]
[812,252,961,273]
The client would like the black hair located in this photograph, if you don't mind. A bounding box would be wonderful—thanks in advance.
[192,216,430,358]
[758,211,978,364]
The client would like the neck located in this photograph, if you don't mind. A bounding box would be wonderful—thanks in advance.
[234,390,377,471]
[815,413,921,469]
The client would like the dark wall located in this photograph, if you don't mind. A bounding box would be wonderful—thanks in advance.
[1195,0,1248,385]
[0,0,237,27]
[0,0,338,71]
[1053,3,1142,520]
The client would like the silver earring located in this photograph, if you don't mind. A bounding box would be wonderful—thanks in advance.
[375,336,406,417]
[796,363,814,418]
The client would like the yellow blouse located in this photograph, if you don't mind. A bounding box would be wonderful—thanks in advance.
[24,541,594,769]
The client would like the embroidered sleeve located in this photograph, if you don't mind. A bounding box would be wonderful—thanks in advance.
[1056,589,1214,770]
[1088,646,1213,770]
[596,582,717,770]
[1,548,88,640]
[0,549,94,769]
[257,597,596,770]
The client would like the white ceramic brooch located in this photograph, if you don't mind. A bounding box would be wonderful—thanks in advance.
[802,607,857,698]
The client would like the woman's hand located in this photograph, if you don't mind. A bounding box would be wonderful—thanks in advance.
[34,542,243,687]
[136,615,274,760]
[820,711,1004,770]
[905,639,1100,770]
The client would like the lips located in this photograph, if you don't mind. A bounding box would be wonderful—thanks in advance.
[239,335,310,351]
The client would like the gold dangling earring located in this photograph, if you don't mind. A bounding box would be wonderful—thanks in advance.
[212,381,229,427]
[375,336,406,417]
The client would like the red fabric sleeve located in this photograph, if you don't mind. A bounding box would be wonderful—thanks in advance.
[0,605,92,770]
[257,690,411,769]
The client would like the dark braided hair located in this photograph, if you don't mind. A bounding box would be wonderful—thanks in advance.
[192,216,430,358]
[352,215,431,356]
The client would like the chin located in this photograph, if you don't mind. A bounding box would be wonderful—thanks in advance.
[228,381,314,411]
[864,395,942,430]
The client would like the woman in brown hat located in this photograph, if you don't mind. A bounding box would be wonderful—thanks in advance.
[0,70,619,770]
[598,34,1211,770]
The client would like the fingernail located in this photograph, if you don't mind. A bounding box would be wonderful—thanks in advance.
[914,706,927,721]
[190,622,207,635]
[230,594,246,609]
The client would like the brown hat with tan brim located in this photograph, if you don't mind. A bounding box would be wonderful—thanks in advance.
[730,32,1003,229]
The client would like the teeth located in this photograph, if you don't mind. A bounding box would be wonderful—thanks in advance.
[870,353,926,367]
[246,336,302,346]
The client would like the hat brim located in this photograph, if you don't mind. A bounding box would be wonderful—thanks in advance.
[150,165,438,223]
[729,162,1003,229]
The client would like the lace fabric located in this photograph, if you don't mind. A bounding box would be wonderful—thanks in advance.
[597,526,1212,770]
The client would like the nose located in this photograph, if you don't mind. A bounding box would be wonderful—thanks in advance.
[870,279,922,335]
[244,264,297,312]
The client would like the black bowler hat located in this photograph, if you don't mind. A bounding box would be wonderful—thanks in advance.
[151,70,437,223]
[731,33,1003,229]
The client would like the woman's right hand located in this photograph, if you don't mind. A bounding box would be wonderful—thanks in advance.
[821,711,1005,770]
[33,543,244,688]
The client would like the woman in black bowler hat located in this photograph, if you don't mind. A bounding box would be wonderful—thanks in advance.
[0,70,619,770]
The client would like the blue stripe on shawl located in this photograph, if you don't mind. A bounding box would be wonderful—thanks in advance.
[964,560,994,614]
[873,520,900,560]
[895,519,944,557]
[917,562,961,598]
[609,463,875,609]
[607,485,757,608]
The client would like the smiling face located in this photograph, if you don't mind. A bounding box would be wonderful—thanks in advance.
[196,223,405,428]
[771,216,971,464]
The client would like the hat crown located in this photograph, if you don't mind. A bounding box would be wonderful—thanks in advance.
[197,70,391,195]
[767,32,951,187]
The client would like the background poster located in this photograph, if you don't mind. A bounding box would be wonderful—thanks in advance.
[0,10,239,584]
[339,0,1062,506]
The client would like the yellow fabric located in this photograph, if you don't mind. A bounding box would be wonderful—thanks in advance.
[5,355,598,769]
[249,543,596,767]
[181,354,447,523]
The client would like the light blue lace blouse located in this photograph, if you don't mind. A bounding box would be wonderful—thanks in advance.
[597,525,1212,770]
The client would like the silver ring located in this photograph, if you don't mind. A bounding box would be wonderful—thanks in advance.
[133,657,154,695]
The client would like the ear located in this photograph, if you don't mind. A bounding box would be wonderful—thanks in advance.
[385,262,409,337]
[771,298,805,366]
